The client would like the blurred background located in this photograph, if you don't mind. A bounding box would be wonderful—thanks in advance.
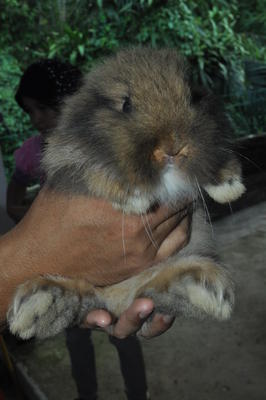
[0,0,266,181]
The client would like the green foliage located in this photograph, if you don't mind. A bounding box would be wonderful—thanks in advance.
[1,0,266,178]
[2,0,264,80]
[0,51,35,180]
[236,0,266,36]
[224,60,266,136]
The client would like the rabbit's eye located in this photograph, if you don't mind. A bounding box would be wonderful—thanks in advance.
[122,96,132,113]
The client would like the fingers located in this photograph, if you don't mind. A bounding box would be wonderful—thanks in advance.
[138,313,175,339]
[143,202,192,252]
[82,309,112,329]
[81,302,174,340]
[146,202,190,230]
[152,207,189,246]
[106,298,154,339]
[155,214,190,262]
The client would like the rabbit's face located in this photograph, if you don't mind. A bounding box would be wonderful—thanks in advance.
[44,49,245,210]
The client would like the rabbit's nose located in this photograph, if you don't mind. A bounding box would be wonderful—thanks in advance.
[153,145,189,164]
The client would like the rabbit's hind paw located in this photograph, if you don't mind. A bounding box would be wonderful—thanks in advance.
[7,276,81,339]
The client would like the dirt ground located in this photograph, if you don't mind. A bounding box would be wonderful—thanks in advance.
[6,202,266,400]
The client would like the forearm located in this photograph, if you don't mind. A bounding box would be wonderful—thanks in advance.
[0,204,53,323]
[0,193,125,323]
[0,228,34,324]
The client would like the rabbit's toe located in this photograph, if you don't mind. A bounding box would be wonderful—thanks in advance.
[138,257,234,320]
[7,279,80,339]
[180,262,234,320]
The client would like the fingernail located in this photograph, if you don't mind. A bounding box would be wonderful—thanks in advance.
[86,316,109,328]
[96,319,109,328]
[162,315,173,324]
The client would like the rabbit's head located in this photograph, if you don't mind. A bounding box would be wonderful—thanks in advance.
[43,48,245,212]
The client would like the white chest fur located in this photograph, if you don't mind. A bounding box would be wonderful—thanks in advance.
[122,165,196,214]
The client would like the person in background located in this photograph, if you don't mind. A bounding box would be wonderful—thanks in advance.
[6,59,82,223]
[6,58,181,400]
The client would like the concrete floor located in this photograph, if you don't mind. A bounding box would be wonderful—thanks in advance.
[6,202,266,400]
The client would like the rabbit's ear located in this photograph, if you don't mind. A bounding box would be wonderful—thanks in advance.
[204,158,246,204]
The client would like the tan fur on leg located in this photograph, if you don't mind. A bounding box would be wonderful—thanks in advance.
[137,256,234,320]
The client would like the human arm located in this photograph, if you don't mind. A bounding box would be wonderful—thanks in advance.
[0,188,190,335]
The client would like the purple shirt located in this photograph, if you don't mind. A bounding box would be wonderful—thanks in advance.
[13,135,44,185]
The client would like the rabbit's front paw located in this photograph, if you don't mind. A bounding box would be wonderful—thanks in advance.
[179,258,235,320]
[138,257,234,320]
[7,277,81,339]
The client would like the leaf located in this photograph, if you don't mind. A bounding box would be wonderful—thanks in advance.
[78,44,85,56]
[70,50,77,64]
[97,0,103,8]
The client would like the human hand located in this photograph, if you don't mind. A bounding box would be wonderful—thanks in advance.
[83,298,174,339]
[0,187,190,322]
[16,188,191,286]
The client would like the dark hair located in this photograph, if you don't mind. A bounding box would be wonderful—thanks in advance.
[15,58,83,111]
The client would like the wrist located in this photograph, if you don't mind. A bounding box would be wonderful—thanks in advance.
[0,223,43,322]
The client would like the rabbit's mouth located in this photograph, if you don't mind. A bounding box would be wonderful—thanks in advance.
[153,144,189,167]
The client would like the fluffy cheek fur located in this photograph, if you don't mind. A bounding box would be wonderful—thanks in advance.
[123,158,246,213]
[122,165,196,214]
[204,176,245,204]
[204,160,246,204]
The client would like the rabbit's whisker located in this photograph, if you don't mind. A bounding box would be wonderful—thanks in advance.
[144,213,158,247]
[221,147,261,171]
[121,185,132,264]
[141,213,158,249]
[234,151,261,171]
[195,176,214,237]
[122,209,127,264]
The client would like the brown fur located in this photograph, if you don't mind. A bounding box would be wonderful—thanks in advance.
[7,48,245,339]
